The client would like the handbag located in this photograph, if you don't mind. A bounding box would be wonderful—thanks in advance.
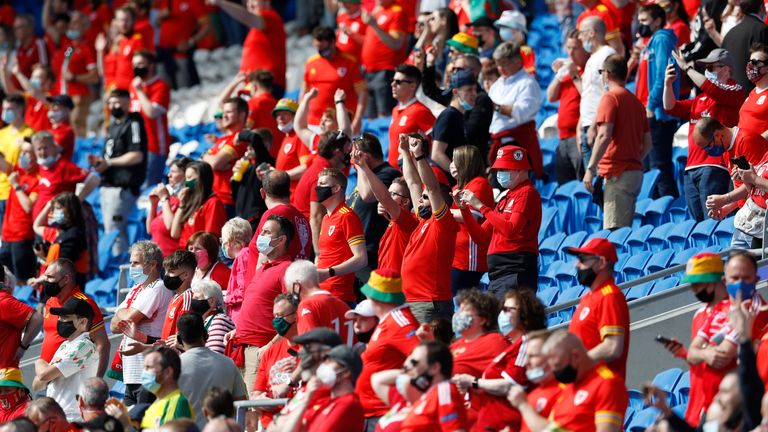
[734,197,766,238]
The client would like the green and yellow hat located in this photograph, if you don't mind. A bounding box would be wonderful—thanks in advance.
[446,32,480,55]
[681,252,724,284]
[361,269,405,305]
[0,368,28,392]
[271,98,299,117]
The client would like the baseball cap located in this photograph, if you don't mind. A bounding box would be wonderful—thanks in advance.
[695,48,734,68]
[495,10,527,33]
[46,95,74,110]
[491,145,532,171]
[73,413,124,432]
[446,32,480,55]
[361,269,405,305]
[271,98,299,116]
[292,327,343,347]
[0,368,29,393]
[344,299,376,319]
[564,238,618,263]
[50,297,94,321]
[681,253,724,284]
[326,345,362,383]
[442,69,477,96]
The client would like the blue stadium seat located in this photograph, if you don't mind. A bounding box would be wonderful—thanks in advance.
[701,245,722,253]
[625,225,654,254]
[537,286,559,306]
[556,286,584,321]
[639,169,661,200]
[645,249,675,274]
[539,182,558,204]
[607,226,631,253]
[628,407,661,432]
[621,251,653,281]
[644,196,674,227]
[625,281,654,301]
[587,229,611,242]
[674,371,690,406]
[570,184,594,232]
[540,233,567,268]
[552,181,578,231]
[584,206,604,233]
[690,218,719,248]
[546,315,564,327]
[653,368,683,405]
[672,404,687,419]
[559,231,588,261]
[13,285,35,306]
[554,263,578,291]
[651,277,680,294]
[667,219,697,250]
[539,207,559,242]
[633,198,653,229]
[97,229,121,273]
[479,273,490,291]
[672,247,699,267]
[540,137,558,154]
[109,381,126,399]
[539,260,562,288]
[625,406,636,429]
[673,146,688,194]
[614,254,629,283]
[669,196,689,223]
[647,222,675,252]
[714,217,735,248]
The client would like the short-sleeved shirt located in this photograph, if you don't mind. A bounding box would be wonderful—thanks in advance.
[254,339,297,427]
[51,122,75,161]
[401,204,459,302]
[432,106,467,159]
[297,291,354,345]
[306,392,365,432]
[208,132,247,206]
[2,168,39,242]
[247,204,312,285]
[34,158,89,218]
[238,256,291,346]
[14,39,48,82]
[303,52,366,125]
[140,388,194,429]
[241,9,287,88]
[361,4,408,72]
[161,290,193,341]
[388,99,435,166]
[51,39,96,97]
[0,290,33,368]
[291,156,333,218]
[336,11,367,62]
[568,281,630,379]
[400,381,468,432]
[476,335,530,431]
[157,0,208,50]
[594,87,649,178]
[149,195,180,256]
[557,72,582,139]
[24,95,51,132]
[452,176,494,271]
[247,92,280,143]
[377,209,419,273]
[317,202,366,302]
[576,1,621,42]
[0,125,33,200]
[47,332,98,421]
[41,289,104,363]
[347,162,401,262]
[738,86,768,137]
[357,305,420,417]
[103,33,147,91]
[450,332,510,377]
[130,77,172,155]
[686,303,721,425]
[579,45,616,128]
[179,194,227,248]
[275,131,311,192]
[521,381,564,432]
[103,113,148,193]
[548,364,628,431]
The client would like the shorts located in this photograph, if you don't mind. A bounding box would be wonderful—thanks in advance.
[409,300,455,324]
[365,69,396,117]
[603,170,643,229]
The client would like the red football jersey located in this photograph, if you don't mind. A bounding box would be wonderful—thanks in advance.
[316,203,366,303]
[161,290,193,340]
[296,291,354,346]
[336,11,367,62]
[737,86,768,137]
[361,3,408,72]
[387,100,435,166]
[208,131,247,206]
[130,77,172,155]
[41,289,104,362]
[521,381,564,432]
[377,209,418,273]
[275,131,310,192]
[476,335,531,431]
[400,381,469,432]
[240,9,287,88]
[303,52,365,125]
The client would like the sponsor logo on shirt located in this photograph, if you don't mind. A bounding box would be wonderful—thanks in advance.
[574,389,589,406]
[579,306,591,321]
[301,308,311,316]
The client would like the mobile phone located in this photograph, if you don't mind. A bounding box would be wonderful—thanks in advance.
[731,155,750,170]
[655,334,675,344]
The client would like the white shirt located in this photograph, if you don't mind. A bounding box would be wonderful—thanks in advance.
[488,69,542,134]
[47,332,98,421]
[580,45,617,127]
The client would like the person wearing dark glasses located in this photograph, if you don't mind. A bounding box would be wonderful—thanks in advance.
[737,43,768,139]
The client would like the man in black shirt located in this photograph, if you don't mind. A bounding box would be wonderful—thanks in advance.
[721,0,768,91]
[92,88,147,255]
[431,69,474,173]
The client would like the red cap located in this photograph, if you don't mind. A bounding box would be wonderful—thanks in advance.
[431,166,450,187]
[491,146,532,171]
[564,238,618,263]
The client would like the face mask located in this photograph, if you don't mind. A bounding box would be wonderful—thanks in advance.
[1,110,16,124]
[133,65,149,78]
[272,316,293,336]
[452,313,473,335]
[695,287,715,303]
[256,234,276,254]
[42,280,63,297]
[418,205,432,220]
[220,244,233,260]
[184,178,197,189]
[318,47,333,58]
[704,140,724,157]
[47,110,67,123]
[66,29,81,40]
[356,328,375,344]
[18,153,32,170]
[129,265,148,285]
[163,274,183,291]
[141,370,161,393]
[38,154,59,168]
[747,63,766,83]
[526,367,546,383]
[277,123,293,133]
[56,319,77,339]
[459,96,473,111]
[30,78,42,90]
[395,374,411,397]
[48,209,66,227]
[410,371,433,392]
[315,185,335,202]
[194,249,210,268]
[110,107,125,119]
[701,421,719,432]
[497,171,514,189]
[726,281,756,300]
[553,362,578,384]
[582,40,593,53]
[316,363,339,388]
[704,69,719,82]
[637,24,653,38]
[497,310,514,336]
[577,266,598,287]
[499,27,516,42]
[190,298,211,315]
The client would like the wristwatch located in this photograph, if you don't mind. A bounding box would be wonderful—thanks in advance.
[328,267,336,277]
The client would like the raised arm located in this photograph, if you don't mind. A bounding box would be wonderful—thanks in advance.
[294,88,318,146]
[409,136,446,211]
[217,72,247,109]
[207,0,264,29]
[399,134,423,206]
[334,89,352,138]
[355,151,400,216]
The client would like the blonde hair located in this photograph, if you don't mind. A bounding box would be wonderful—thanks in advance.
[221,217,253,246]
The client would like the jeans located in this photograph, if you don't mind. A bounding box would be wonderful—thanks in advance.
[648,117,679,198]
[142,151,167,190]
[556,136,583,185]
[683,167,731,222]
[450,268,484,297]
[732,228,753,250]
[365,70,396,118]
[99,187,139,255]
[580,126,593,173]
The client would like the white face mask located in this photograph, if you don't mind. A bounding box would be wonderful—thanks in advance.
[704,69,719,82]
[316,363,339,388]
[277,123,293,133]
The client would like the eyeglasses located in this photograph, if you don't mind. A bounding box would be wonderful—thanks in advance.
[390,191,409,199]
[749,59,767,67]
[577,255,599,264]
[391,79,415,86]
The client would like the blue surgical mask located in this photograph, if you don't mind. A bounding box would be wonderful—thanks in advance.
[704,140,724,157]
[726,281,756,300]
[29,78,42,90]
[37,154,60,168]
[18,153,32,170]
[499,27,516,42]
[48,209,66,227]
[583,40,594,53]
[256,234,275,254]
[459,97,473,111]
[452,313,473,335]
[220,244,232,260]
[1,110,15,124]
[141,370,161,393]
[130,265,148,285]
[497,310,514,336]
[496,171,514,189]
[65,29,81,40]
[526,367,546,383]
[704,70,719,82]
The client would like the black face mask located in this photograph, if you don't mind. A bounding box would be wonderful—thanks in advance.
[418,205,432,220]
[356,329,375,344]
[133,65,149,78]
[553,362,578,384]
[318,47,333,58]
[163,274,183,291]
[315,185,334,202]
[343,153,351,166]
[410,371,433,392]
[111,107,126,119]
[190,299,211,315]
[695,288,715,303]
[637,24,653,38]
[43,280,62,297]
[56,320,77,339]
[577,267,598,287]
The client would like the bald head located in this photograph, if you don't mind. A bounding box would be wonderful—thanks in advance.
[543,330,586,356]
[580,16,607,38]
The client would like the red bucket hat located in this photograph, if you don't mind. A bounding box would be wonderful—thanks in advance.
[491,146,532,171]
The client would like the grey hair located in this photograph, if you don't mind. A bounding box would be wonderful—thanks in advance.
[493,42,522,61]
[191,279,224,308]
[222,217,253,246]
[284,260,319,289]
[77,377,109,408]
[580,16,607,38]
[130,240,164,269]
[31,131,55,146]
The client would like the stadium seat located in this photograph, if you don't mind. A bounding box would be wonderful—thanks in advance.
[539,260,562,288]
[668,196,689,223]
[625,225,654,254]
[546,315,564,327]
[540,232,567,268]
[97,229,120,273]
[556,286,584,321]
[13,285,35,306]
[552,181,578,231]
[569,184,594,232]
[639,169,661,200]
[559,231,588,261]
[674,371,690,406]
[537,286,559,306]
[625,406,635,429]
[109,381,126,400]
[633,198,653,229]
[627,407,661,432]
[690,218,719,248]
[672,404,687,419]
[647,222,675,252]
[644,196,674,227]
[714,217,735,248]
[554,262,578,291]
[652,368,683,405]
[539,182,558,204]
[651,277,680,294]
[587,229,611,242]
[607,226,631,253]
[625,281,654,301]
[584,207,604,233]
[667,219,697,250]
[645,249,675,274]
[672,247,699,267]
[539,207,559,242]
[621,251,653,281]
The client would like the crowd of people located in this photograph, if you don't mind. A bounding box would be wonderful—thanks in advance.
[0,0,767,430]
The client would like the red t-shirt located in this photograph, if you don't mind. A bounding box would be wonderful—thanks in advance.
[34,158,90,218]
[685,304,712,426]
[291,156,332,218]
[149,196,180,256]
[157,0,207,51]
[208,131,247,206]
[24,95,50,132]
[726,130,768,194]
[595,87,649,178]
[568,281,630,379]
[2,168,39,242]
[476,335,531,431]
[748,152,768,208]
[576,1,621,42]
[451,332,509,376]
[361,4,408,72]
[667,18,691,48]
[41,289,104,362]
[51,39,96,97]
[401,204,459,302]
[275,131,311,192]
[81,3,111,47]
[254,338,297,427]
[0,290,34,368]
[247,92,280,149]
[557,72,581,139]
[297,291,354,345]
[357,305,420,417]
[160,290,193,340]
[336,11,367,62]
[179,194,227,248]
[306,392,365,432]
[130,77,172,155]
[738,86,768,137]
[400,381,468,432]
[388,100,435,166]
[134,19,155,52]
[548,364,628,432]
[241,9,287,88]
[303,52,365,125]
[238,257,291,346]
[51,122,75,161]
[207,262,231,292]
[452,177,493,272]
[103,33,147,91]
[15,39,48,83]
[378,209,418,273]
[375,389,410,432]
[521,381,564,432]
[247,203,312,284]
[316,203,366,302]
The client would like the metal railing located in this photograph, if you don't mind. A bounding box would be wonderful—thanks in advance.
[234,399,289,430]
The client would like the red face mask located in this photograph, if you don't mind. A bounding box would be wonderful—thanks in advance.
[0,389,27,410]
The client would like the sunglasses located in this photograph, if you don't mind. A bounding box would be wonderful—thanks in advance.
[390,191,409,199]
[577,255,599,264]
[421,193,429,200]
[391,79,415,86]
[749,59,767,67]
